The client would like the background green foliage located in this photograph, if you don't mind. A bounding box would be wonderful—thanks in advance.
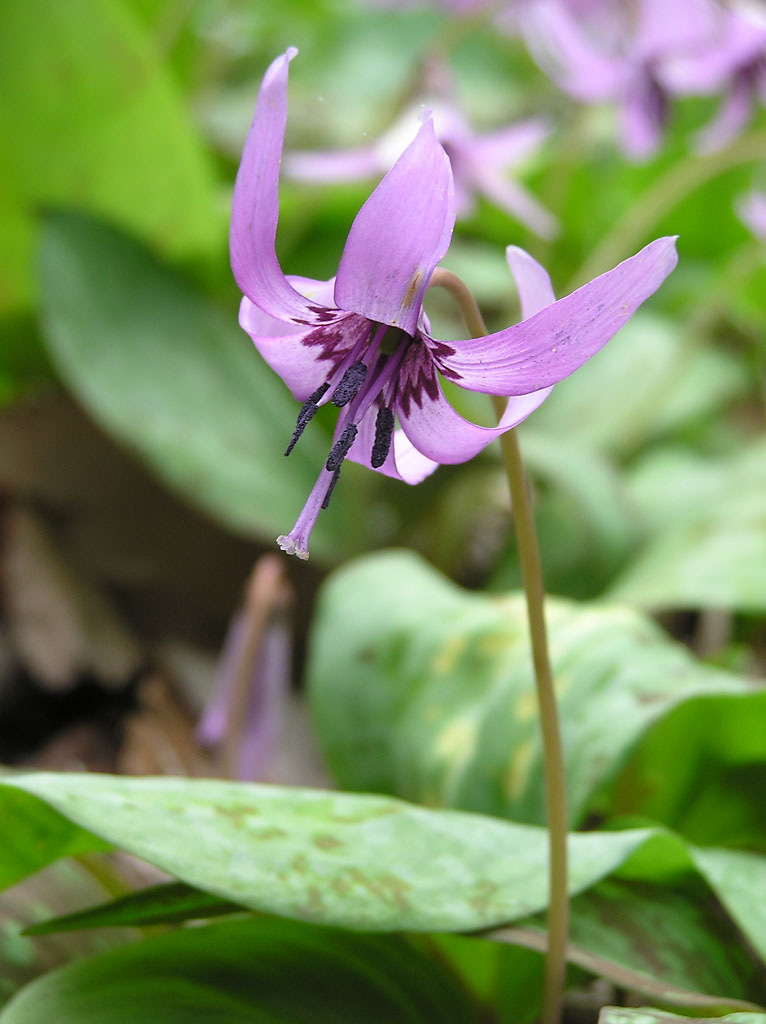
[0,0,763,1020]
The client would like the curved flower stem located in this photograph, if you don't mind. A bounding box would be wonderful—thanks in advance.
[429,268,568,1024]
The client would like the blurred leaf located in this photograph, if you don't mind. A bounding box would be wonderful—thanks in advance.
[23,882,238,936]
[0,856,156,1007]
[490,432,634,598]
[0,0,221,315]
[0,787,103,893]
[528,313,748,456]
[501,877,766,1012]
[308,551,763,831]
[608,442,766,611]
[603,688,766,848]
[599,1009,766,1024]
[0,916,480,1023]
[37,211,367,558]
[26,873,766,1010]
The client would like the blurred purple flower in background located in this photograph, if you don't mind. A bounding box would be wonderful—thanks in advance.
[516,0,763,159]
[735,187,766,240]
[230,50,678,560]
[285,57,557,238]
[197,558,291,781]
[661,3,766,152]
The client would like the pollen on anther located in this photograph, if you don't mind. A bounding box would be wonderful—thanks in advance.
[284,382,329,456]
[371,407,394,468]
[330,362,367,407]
[326,422,358,472]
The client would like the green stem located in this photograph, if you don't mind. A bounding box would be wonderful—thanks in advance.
[570,130,766,288]
[429,268,569,1024]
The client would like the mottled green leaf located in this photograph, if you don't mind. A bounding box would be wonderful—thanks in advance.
[0,0,220,314]
[4,774,766,1008]
[38,212,366,557]
[599,1009,766,1024]
[1,772,673,933]
[0,917,479,1023]
[307,550,762,830]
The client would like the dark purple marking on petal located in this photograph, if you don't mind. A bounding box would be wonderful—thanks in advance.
[331,361,367,407]
[438,365,463,381]
[428,339,457,359]
[326,422,358,472]
[300,327,346,360]
[394,343,439,419]
[308,305,343,323]
[426,337,462,380]
[371,407,395,468]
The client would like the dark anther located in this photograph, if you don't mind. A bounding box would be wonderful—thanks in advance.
[330,362,367,407]
[284,382,329,456]
[371,407,395,468]
[321,467,341,510]
[326,422,358,472]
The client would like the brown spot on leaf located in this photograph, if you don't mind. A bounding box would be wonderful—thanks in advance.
[291,853,309,874]
[313,833,343,851]
[252,826,287,840]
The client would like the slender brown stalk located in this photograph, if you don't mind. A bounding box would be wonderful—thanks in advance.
[220,555,287,779]
[429,268,568,1024]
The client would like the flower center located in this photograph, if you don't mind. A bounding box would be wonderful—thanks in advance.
[277,321,411,559]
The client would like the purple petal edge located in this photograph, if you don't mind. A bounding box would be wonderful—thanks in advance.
[433,236,679,396]
[230,48,322,323]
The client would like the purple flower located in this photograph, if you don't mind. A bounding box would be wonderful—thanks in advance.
[661,5,766,152]
[517,0,723,160]
[230,50,678,560]
[284,58,557,238]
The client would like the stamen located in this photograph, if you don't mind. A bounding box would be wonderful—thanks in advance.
[321,467,341,510]
[371,407,395,468]
[330,362,367,407]
[325,422,358,472]
[284,382,329,456]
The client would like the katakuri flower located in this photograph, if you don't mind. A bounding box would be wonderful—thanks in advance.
[660,3,766,153]
[230,49,678,560]
[516,0,723,160]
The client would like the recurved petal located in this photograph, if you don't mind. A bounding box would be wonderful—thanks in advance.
[395,343,550,464]
[240,298,368,401]
[431,236,678,396]
[230,48,322,323]
[334,119,455,335]
[506,247,556,319]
